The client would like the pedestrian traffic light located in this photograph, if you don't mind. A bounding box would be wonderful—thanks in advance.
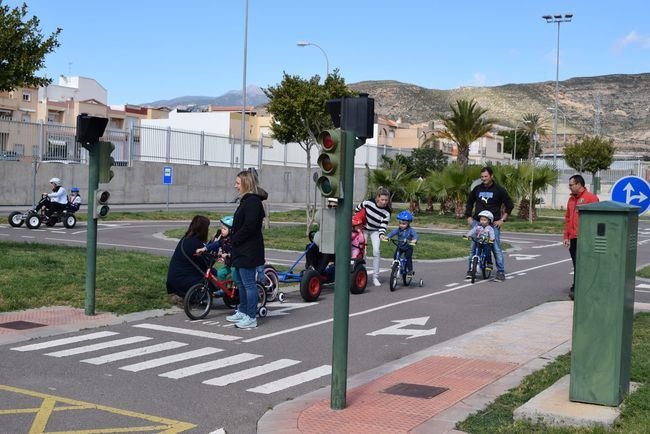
[316,129,343,198]
[98,141,115,183]
[93,189,110,219]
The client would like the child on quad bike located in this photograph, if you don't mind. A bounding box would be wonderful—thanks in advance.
[36,177,68,219]
[351,212,366,260]
[68,187,82,212]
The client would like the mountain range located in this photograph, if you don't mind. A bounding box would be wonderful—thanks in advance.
[142,73,650,151]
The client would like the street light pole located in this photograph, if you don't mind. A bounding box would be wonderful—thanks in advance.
[240,0,249,171]
[297,41,330,78]
[543,13,572,208]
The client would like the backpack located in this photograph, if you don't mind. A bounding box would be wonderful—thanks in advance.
[352,208,367,226]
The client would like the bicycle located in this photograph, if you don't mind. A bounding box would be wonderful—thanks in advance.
[184,253,267,320]
[383,237,423,292]
[463,235,494,284]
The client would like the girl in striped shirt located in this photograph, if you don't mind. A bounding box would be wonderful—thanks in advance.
[355,187,392,286]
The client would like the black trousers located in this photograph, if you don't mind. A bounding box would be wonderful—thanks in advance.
[569,238,577,290]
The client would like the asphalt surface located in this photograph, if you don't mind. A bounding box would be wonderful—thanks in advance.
[1,219,650,433]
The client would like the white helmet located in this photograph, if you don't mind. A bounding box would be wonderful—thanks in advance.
[49,177,62,186]
[478,210,494,223]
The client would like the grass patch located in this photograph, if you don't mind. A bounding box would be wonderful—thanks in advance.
[457,313,650,434]
[164,225,510,261]
[0,241,172,314]
[637,265,650,279]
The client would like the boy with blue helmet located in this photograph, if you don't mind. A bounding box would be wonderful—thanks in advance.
[385,210,419,276]
[68,187,81,212]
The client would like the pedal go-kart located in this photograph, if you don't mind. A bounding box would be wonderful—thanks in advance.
[8,196,77,229]
[298,235,368,302]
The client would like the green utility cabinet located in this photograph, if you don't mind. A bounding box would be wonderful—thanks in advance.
[569,201,638,406]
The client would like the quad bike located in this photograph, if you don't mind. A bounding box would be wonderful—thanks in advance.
[8,196,77,229]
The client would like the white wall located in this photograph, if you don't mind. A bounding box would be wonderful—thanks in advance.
[141,111,231,135]
[38,76,108,104]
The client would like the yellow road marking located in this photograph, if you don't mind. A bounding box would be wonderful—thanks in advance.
[0,384,196,433]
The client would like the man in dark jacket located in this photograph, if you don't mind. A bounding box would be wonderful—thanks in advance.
[464,166,514,282]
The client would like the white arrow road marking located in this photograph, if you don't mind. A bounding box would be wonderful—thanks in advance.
[509,254,540,261]
[366,316,437,340]
[266,302,319,317]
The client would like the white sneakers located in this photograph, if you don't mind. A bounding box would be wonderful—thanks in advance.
[373,277,381,287]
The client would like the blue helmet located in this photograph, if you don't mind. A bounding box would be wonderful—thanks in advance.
[71,187,80,193]
[397,210,413,222]
[220,215,234,228]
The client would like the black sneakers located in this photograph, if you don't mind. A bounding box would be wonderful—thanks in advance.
[494,272,506,282]
[465,271,472,280]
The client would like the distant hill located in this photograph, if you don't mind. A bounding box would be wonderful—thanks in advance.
[142,74,650,152]
[142,85,268,109]
[349,73,650,153]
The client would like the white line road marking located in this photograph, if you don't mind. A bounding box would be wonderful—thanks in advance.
[45,336,152,357]
[636,289,650,294]
[636,283,650,289]
[445,283,459,287]
[133,323,241,341]
[531,242,563,249]
[43,237,176,252]
[159,353,262,379]
[80,341,188,365]
[0,233,8,236]
[243,258,572,343]
[207,429,226,434]
[203,359,301,386]
[367,317,437,339]
[11,331,119,352]
[120,347,223,372]
[247,365,331,394]
[267,302,319,317]
[21,235,35,239]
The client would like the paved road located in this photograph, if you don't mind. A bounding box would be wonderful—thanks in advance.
[1,220,650,432]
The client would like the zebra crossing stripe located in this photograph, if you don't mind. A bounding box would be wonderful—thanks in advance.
[133,323,241,341]
[247,365,331,394]
[120,347,223,372]
[203,359,301,386]
[80,341,188,365]
[159,353,263,379]
[45,336,152,358]
[10,331,119,352]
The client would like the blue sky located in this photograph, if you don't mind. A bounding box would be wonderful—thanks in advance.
[11,0,650,105]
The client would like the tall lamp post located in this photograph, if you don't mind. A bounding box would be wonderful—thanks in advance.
[297,41,330,78]
[542,13,572,208]
[547,106,567,145]
[240,0,249,171]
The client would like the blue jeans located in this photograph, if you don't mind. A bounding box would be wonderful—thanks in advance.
[233,267,258,319]
[468,220,505,274]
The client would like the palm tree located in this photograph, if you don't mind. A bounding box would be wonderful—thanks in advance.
[516,163,558,221]
[520,113,549,160]
[425,163,482,218]
[438,99,496,166]
[366,159,412,202]
[402,178,425,213]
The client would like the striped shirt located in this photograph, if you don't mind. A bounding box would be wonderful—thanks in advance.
[355,200,391,235]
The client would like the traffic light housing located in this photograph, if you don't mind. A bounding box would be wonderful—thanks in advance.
[76,114,108,150]
[93,189,110,219]
[98,141,115,183]
[316,129,343,198]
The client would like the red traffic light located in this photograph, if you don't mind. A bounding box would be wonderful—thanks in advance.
[319,131,337,151]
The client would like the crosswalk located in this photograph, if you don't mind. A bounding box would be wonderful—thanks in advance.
[10,328,330,395]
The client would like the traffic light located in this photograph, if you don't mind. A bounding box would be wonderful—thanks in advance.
[76,114,108,150]
[98,141,115,183]
[93,189,110,219]
[316,129,343,198]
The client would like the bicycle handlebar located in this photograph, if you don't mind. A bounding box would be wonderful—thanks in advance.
[382,237,417,246]
[462,235,494,244]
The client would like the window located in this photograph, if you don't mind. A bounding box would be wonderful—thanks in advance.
[22,92,31,102]
[0,109,13,120]
[0,132,8,151]
[497,142,502,153]
[47,111,62,123]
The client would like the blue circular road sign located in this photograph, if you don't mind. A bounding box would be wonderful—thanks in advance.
[611,175,650,215]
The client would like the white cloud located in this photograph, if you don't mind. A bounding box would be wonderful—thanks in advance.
[473,72,486,86]
[614,31,650,52]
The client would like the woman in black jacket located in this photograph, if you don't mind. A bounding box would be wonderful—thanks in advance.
[226,170,266,329]
[166,215,210,299]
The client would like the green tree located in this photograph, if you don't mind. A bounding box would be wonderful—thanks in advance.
[367,158,412,203]
[411,144,447,177]
[425,163,482,218]
[438,99,496,166]
[517,163,558,221]
[264,70,354,232]
[564,136,615,176]
[0,2,61,92]
[520,113,548,160]
[499,130,535,160]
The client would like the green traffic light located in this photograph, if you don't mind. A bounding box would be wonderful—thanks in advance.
[317,175,337,197]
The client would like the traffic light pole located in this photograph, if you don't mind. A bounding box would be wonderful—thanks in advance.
[331,130,356,409]
[85,144,99,315]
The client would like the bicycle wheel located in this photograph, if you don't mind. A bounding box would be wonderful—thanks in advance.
[470,256,478,284]
[402,260,413,287]
[184,283,212,320]
[256,282,267,315]
[482,257,493,279]
[389,262,399,292]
